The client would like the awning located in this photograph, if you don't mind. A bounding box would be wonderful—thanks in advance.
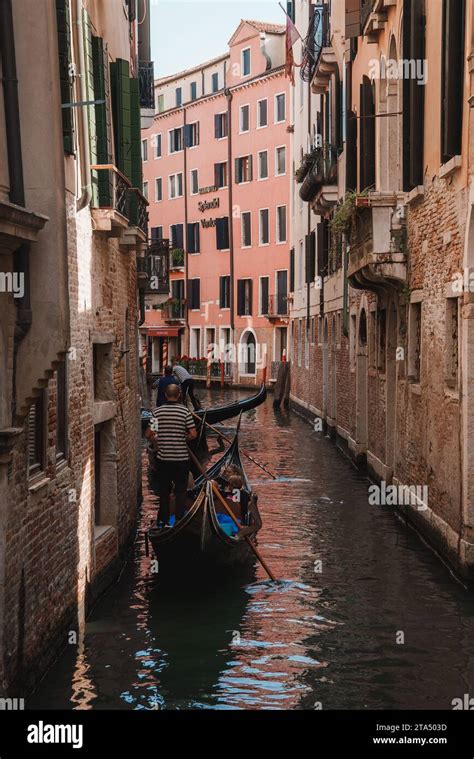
[141,327,180,337]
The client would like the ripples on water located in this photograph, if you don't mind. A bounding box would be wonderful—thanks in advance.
[31,390,474,710]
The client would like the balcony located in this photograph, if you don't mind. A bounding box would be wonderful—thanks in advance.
[361,0,394,42]
[308,6,338,95]
[162,298,186,322]
[91,165,131,236]
[139,61,155,110]
[301,5,329,84]
[121,187,149,246]
[266,294,289,320]
[299,144,339,214]
[348,191,408,292]
[137,239,170,294]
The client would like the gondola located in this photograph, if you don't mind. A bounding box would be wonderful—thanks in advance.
[193,383,266,425]
[146,433,262,581]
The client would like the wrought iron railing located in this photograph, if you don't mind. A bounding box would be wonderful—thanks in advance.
[139,61,155,110]
[128,187,149,235]
[361,0,374,32]
[137,239,170,293]
[299,143,338,203]
[301,4,330,83]
[268,294,289,318]
[90,164,131,218]
[163,298,186,321]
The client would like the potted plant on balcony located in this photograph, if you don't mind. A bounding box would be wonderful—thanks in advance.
[329,190,369,237]
[170,248,185,268]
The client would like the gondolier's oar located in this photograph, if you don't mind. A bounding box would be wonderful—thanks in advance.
[187,447,277,582]
[191,412,278,480]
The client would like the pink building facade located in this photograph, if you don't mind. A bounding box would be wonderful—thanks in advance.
[142,20,291,385]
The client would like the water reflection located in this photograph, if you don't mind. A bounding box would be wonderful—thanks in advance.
[30,390,474,710]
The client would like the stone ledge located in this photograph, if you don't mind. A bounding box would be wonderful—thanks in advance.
[439,155,462,180]
[92,401,116,425]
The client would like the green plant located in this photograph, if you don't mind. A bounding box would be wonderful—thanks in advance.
[329,190,369,237]
[170,248,185,267]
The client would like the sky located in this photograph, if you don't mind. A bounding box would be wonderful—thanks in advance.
[150,0,286,78]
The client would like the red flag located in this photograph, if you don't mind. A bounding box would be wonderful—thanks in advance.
[285,14,301,85]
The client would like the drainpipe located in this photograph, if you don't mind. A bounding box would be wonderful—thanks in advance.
[73,0,92,211]
[226,88,235,337]
[0,0,32,421]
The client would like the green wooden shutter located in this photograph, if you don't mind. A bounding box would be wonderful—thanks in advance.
[92,36,113,206]
[55,0,74,154]
[111,58,132,180]
[83,11,98,203]
[129,76,142,226]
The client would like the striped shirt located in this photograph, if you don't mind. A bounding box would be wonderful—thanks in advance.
[173,364,192,383]
[150,402,195,462]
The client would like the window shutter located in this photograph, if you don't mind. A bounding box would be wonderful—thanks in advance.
[216,217,229,250]
[187,223,194,254]
[215,114,220,138]
[111,58,132,180]
[290,248,295,292]
[223,112,228,137]
[235,158,241,184]
[305,232,316,283]
[183,124,192,148]
[92,36,113,205]
[83,12,98,202]
[194,279,200,309]
[176,224,184,249]
[219,277,224,307]
[130,77,142,188]
[248,154,253,181]
[237,281,244,315]
[195,224,200,253]
[317,222,329,277]
[55,0,74,154]
[441,0,465,163]
[360,77,375,191]
[403,0,425,190]
[261,278,269,314]
[248,280,253,315]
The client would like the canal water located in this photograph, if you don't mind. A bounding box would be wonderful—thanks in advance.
[31,389,474,710]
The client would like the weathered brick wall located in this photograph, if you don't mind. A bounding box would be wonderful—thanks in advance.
[1,193,142,694]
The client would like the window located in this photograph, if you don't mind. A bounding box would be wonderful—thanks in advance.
[189,278,200,309]
[219,276,231,309]
[241,48,251,77]
[169,172,183,198]
[212,72,219,92]
[184,122,199,148]
[258,150,268,180]
[216,217,230,250]
[240,104,250,133]
[142,181,148,200]
[155,177,163,201]
[169,127,183,153]
[408,300,422,382]
[241,212,252,247]
[56,0,74,153]
[235,155,253,183]
[257,98,268,127]
[176,87,182,106]
[141,138,148,161]
[276,270,288,315]
[154,133,162,158]
[237,279,252,315]
[290,248,295,292]
[445,296,459,389]
[276,206,287,243]
[259,209,269,245]
[260,277,269,315]
[56,362,68,461]
[151,226,163,240]
[157,94,164,113]
[360,76,375,191]
[190,81,197,100]
[187,222,200,254]
[214,161,228,188]
[170,223,184,249]
[276,146,286,176]
[214,112,228,139]
[403,0,425,190]
[28,392,46,477]
[190,169,199,195]
[441,0,465,164]
[275,93,286,122]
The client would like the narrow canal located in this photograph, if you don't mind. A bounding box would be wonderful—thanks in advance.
[31,390,474,710]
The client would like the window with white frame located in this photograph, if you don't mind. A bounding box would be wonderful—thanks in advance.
[259,209,269,245]
[241,48,251,76]
[257,98,268,128]
[215,112,228,139]
[169,172,183,199]
[276,205,287,243]
[276,146,286,176]
[258,150,268,180]
[155,177,162,202]
[260,276,269,315]
[275,93,286,122]
[190,169,199,195]
[169,127,183,153]
[241,211,252,247]
[240,104,250,133]
[141,138,148,162]
[235,155,252,183]
[214,161,227,188]
[154,133,162,158]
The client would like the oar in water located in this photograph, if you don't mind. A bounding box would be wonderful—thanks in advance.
[187,446,277,582]
[192,412,278,481]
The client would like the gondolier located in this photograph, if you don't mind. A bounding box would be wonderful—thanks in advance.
[172,361,200,410]
[146,384,197,527]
